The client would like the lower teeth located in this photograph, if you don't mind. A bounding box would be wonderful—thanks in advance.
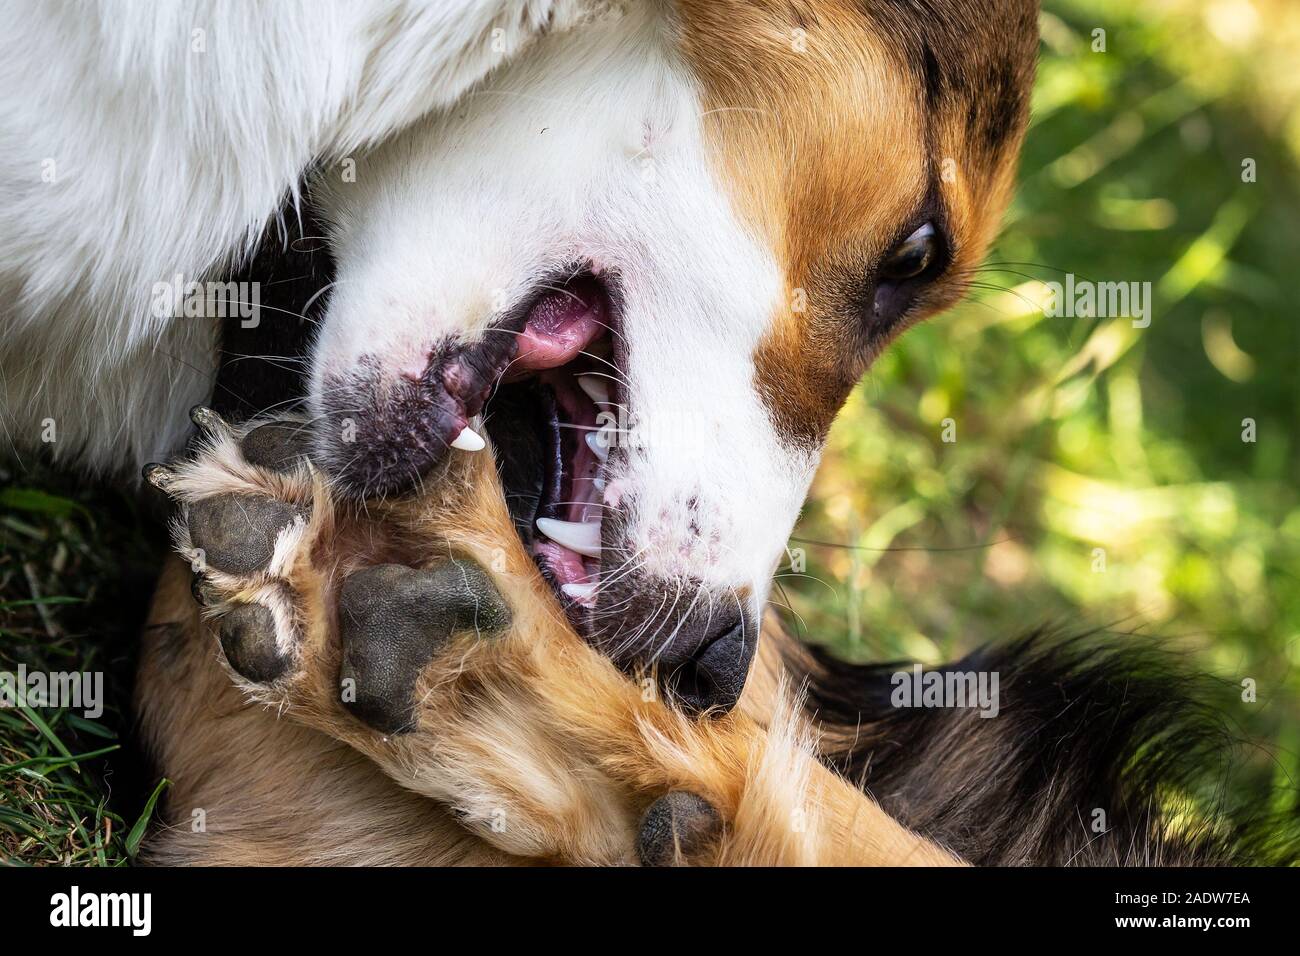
[560,582,597,601]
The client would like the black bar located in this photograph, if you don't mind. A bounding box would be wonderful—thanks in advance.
[2,866,1292,941]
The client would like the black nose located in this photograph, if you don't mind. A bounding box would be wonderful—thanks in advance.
[593,577,757,715]
[658,609,755,715]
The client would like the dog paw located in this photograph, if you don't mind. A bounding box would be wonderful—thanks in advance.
[146,407,511,734]
[336,562,509,734]
[146,407,649,861]
[146,407,775,865]
[217,601,291,684]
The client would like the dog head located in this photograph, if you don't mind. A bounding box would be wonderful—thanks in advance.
[307,0,1039,711]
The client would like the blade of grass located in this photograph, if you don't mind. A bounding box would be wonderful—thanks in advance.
[0,488,91,520]
[64,714,116,740]
[126,778,170,859]
[0,743,120,775]
[17,704,76,772]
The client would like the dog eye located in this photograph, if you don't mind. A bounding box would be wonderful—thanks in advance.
[864,221,947,338]
[879,223,938,281]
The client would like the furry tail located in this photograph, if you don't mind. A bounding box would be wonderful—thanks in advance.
[789,631,1298,865]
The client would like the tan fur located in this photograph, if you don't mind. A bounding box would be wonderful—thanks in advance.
[677,0,1034,447]
[137,417,962,866]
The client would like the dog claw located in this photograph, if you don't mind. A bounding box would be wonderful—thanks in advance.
[190,575,219,607]
[337,561,511,735]
[142,461,176,492]
[189,404,228,435]
[637,791,722,866]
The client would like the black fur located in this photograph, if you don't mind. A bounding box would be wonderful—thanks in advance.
[213,190,334,422]
[791,631,1299,865]
[863,0,1039,159]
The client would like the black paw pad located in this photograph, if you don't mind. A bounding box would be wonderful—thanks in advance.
[218,603,291,683]
[637,792,722,866]
[337,560,511,734]
[241,421,313,473]
[188,494,306,575]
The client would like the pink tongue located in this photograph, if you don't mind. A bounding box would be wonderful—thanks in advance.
[510,285,606,374]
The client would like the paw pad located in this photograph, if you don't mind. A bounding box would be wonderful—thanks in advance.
[218,603,292,683]
[337,561,511,734]
[188,494,307,575]
[637,791,722,866]
[240,420,313,473]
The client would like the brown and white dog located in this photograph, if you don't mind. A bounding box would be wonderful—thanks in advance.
[139,415,968,865]
[135,401,1253,866]
[3,0,1036,716]
[117,3,1280,866]
[232,0,1040,716]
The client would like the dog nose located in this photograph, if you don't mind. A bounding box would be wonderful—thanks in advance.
[593,578,757,715]
[658,608,755,714]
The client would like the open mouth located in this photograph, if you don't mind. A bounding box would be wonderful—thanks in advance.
[483,271,621,629]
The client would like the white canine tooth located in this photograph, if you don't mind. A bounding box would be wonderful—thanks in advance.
[585,430,609,461]
[536,517,602,558]
[451,426,486,452]
[577,374,611,406]
[561,582,597,602]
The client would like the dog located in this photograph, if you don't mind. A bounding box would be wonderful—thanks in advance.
[11,1,1282,865]
[137,412,965,865]
[0,0,588,469]
[2,0,1036,713]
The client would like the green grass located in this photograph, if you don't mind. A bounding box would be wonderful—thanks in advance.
[0,472,167,865]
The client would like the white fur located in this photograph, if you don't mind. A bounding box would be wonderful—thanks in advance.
[312,1,818,616]
[2,0,818,618]
[0,0,593,469]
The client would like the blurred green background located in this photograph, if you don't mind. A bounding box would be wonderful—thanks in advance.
[3,0,1298,863]
[787,0,1300,811]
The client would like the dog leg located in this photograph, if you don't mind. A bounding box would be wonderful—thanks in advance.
[145,407,961,865]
